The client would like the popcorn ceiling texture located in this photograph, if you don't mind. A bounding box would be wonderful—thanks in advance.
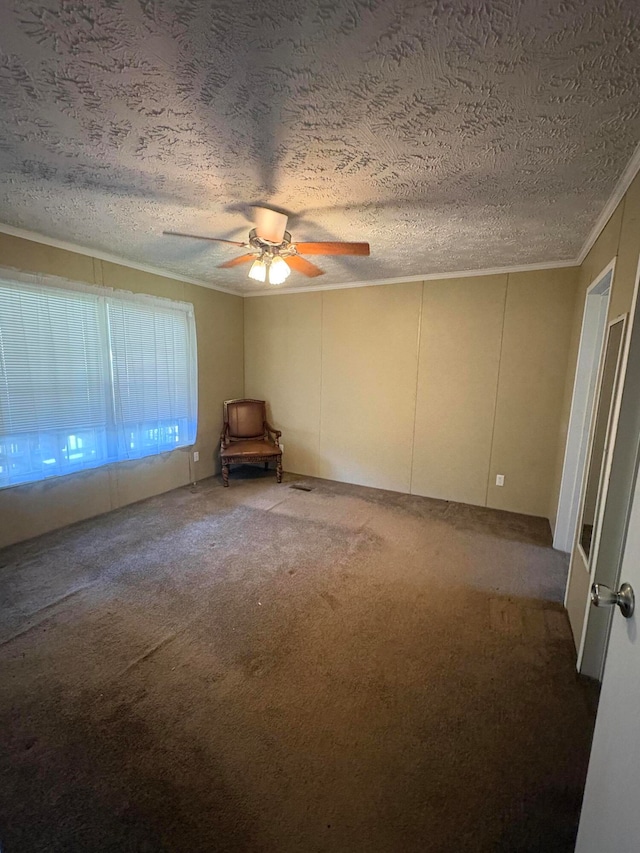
[0,0,639,293]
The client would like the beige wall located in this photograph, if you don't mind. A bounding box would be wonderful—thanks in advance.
[560,171,640,650]
[412,275,506,505]
[0,233,244,548]
[487,269,579,515]
[245,268,578,519]
[318,284,423,492]
[243,292,322,477]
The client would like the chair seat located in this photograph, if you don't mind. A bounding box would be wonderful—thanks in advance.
[220,439,281,459]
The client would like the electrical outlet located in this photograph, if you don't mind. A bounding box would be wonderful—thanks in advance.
[279,442,284,453]
[496,474,505,487]
[193,451,199,462]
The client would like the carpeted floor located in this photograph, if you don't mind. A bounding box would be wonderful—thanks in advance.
[0,470,597,853]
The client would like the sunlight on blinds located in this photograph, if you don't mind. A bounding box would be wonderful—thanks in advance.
[108,297,197,458]
[0,277,197,489]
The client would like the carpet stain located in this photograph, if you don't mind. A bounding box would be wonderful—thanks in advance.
[120,631,181,676]
[319,591,341,611]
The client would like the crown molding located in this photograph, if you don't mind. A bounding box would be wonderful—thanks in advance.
[2,139,640,299]
[0,223,239,296]
[243,258,579,296]
[0,220,580,297]
[576,140,640,266]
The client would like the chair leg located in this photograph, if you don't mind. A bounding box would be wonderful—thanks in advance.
[222,463,229,487]
[276,457,282,483]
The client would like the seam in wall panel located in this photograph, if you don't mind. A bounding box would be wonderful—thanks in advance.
[409,281,425,495]
[484,275,510,507]
[107,467,119,512]
[92,257,104,286]
[241,295,246,398]
[242,298,247,397]
[318,292,324,476]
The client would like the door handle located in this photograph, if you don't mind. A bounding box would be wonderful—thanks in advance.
[590,583,635,618]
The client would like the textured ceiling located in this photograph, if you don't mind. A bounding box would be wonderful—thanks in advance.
[0,0,639,293]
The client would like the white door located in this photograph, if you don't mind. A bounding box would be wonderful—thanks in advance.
[575,461,640,852]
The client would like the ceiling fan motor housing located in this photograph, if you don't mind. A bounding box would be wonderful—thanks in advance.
[248,228,296,261]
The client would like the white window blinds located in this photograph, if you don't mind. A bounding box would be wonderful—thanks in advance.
[107,297,197,459]
[0,276,197,489]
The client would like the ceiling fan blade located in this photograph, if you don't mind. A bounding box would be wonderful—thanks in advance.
[254,207,288,243]
[294,241,370,256]
[286,254,324,278]
[217,254,256,269]
[163,230,246,247]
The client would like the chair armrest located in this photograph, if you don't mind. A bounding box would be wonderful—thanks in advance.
[220,423,229,449]
[265,421,281,445]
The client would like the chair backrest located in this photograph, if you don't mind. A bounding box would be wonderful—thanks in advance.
[224,399,266,440]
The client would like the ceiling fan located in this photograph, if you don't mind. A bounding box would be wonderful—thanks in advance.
[164,207,370,285]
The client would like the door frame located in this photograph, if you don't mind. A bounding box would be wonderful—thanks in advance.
[555,261,614,554]
[576,248,640,676]
[574,312,628,671]
[576,313,628,574]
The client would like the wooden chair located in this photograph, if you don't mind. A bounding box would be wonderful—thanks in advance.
[220,399,283,487]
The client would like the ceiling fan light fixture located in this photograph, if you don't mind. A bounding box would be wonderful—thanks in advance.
[248,258,266,282]
[268,256,290,285]
[171,206,369,281]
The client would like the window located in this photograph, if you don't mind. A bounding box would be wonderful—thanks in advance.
[0,275,197,489]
